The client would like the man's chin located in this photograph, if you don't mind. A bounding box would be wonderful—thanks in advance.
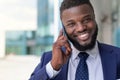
[78,40,91,46]
[72,40,96,51]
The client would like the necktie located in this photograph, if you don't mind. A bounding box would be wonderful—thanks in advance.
[75,52,89,80]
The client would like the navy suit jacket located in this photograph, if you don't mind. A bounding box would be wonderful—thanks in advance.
[29,43,120,80]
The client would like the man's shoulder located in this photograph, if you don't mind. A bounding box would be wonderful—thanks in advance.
[39,51,52,66]
[43,51,52,56]
[42,50,52,59]
[99,42,120,51]
[99,42,120,78]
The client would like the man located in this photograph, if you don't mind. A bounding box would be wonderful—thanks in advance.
[29,0,120,80]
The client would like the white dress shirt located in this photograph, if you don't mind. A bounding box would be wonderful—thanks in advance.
[67,42,103,80]
[46,42,120,80]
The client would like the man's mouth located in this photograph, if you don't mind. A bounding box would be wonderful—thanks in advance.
[75,32,89,41]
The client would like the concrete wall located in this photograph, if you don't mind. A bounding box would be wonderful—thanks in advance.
[91,0,113,45]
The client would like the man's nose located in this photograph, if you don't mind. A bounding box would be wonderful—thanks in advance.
[75,23,86,32]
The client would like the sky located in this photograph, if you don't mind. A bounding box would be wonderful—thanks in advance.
[0,0,37,30]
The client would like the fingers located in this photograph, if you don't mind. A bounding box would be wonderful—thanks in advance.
[51,29,72,70]
[59,29,71,49]
[54,29,72,55]
[54,38,72,54]
[53,39,68,49]
[57,29,64,39]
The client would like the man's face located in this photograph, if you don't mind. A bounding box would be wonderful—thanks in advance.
[61,4,98,51]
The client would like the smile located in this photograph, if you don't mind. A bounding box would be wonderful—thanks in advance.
[76,32,89,41]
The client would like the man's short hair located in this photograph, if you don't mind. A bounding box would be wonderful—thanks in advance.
[60,0,94,16]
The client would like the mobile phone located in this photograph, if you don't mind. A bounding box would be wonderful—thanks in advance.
[62,24,72,45]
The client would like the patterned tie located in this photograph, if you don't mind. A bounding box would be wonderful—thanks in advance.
[75,52,89,80]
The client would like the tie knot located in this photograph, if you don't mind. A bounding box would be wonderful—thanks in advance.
[78,52,89,60]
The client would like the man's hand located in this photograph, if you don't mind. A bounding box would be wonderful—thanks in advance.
[51,30,72,71]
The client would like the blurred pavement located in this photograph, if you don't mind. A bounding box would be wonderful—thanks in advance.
[0,54,40,80]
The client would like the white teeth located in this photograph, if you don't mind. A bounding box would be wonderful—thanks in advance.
[80,33,88,38]
[78,33,89,40]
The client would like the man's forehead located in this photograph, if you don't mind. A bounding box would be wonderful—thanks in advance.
[61,4,94,17]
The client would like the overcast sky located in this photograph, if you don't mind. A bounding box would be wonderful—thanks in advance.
[0,0,37,30]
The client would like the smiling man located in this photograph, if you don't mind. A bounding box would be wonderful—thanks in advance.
[61,3,97,51]
[29,0,120,80]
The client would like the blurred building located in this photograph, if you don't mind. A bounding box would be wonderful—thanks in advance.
[6,0,54,56]
[4,0,120,57]
[0,0,37,58]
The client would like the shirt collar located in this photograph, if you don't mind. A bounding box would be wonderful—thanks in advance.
[71,42,99,61]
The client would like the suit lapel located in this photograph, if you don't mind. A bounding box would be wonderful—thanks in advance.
[98,43,117,80]
[61,62,69,80]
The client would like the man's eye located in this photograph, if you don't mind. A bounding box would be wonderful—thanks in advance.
[83,18,92,24]
[67,23,75,28]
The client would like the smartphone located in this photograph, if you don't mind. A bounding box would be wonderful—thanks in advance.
[62,24,72,45]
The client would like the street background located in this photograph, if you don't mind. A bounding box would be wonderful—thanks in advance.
[0,55,40,80]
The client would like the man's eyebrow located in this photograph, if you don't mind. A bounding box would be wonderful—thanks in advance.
[65,14,93,24]
[82,14,92,19]
[67,20,73,22]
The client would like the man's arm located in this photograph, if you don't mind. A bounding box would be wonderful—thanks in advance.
[29,30,72,80]
[29,53,50,80]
